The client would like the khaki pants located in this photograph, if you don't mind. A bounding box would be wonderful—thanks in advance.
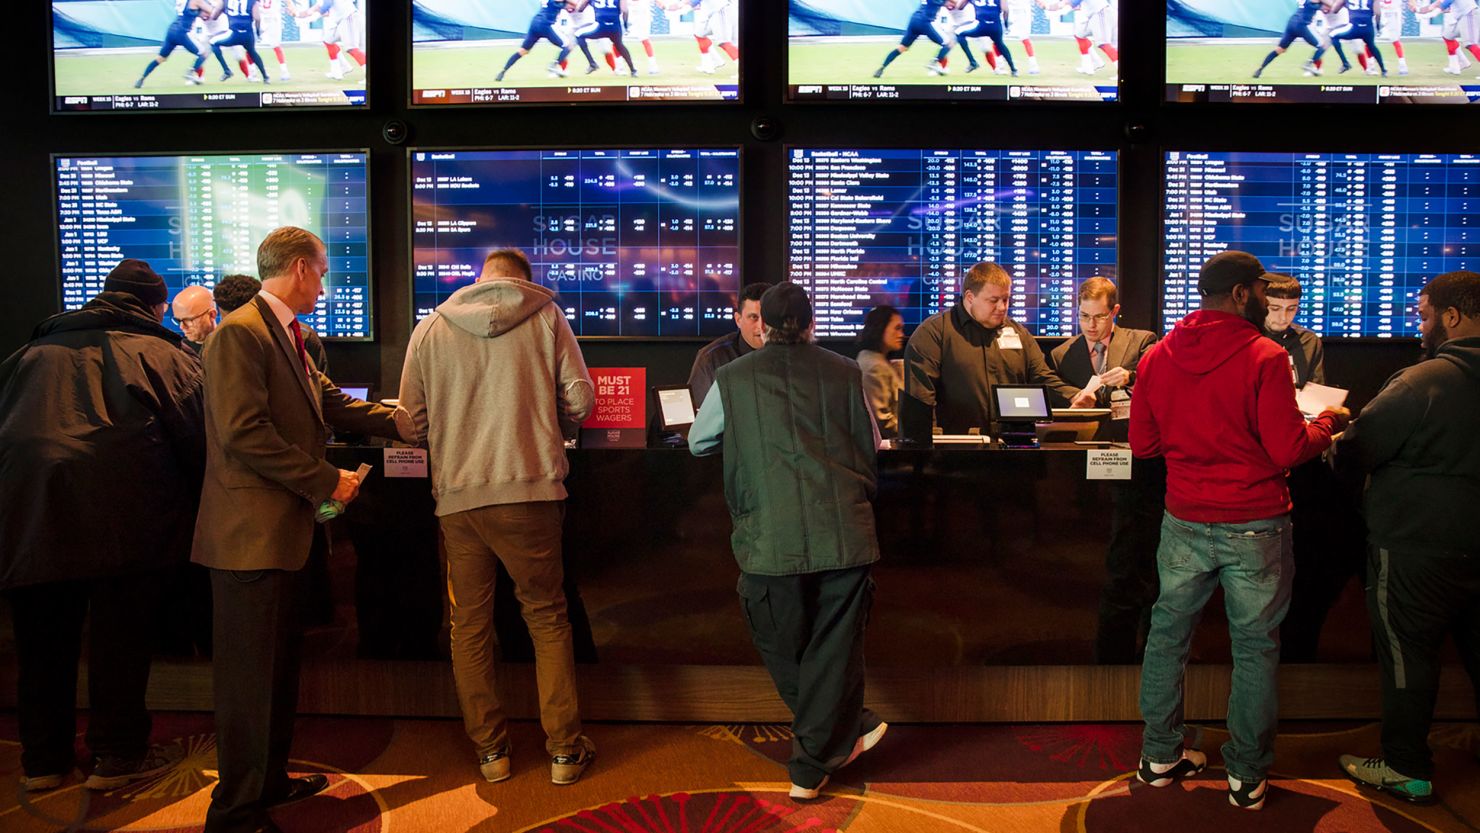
[441,501,582,757]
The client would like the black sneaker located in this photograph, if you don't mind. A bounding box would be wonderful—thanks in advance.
[551,736,596,785]
[1136,747,1207,787]
[85,743,183,790]
[1227,775,1267,810]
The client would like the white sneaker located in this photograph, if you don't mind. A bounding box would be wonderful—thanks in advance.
[327,68,344,80]
[1137,748,1208,787]
[844,721,888,767]
[994,64,1009,75]
[789,774,829,801]
[1227,775,1268,810]
[280,70,292,81]
[1444,66,1461,75]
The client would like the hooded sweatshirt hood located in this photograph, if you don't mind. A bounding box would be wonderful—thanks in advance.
[31,291,182,345]
[1158,309,1264,376]
[437,278,556,339]
[1438,336,1480,381]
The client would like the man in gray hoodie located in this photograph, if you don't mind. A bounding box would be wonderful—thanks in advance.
[399,248,597,786]
[1337,270,1480,805]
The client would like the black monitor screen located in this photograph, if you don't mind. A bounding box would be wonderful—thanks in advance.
[412,1,740,105]
[53,0,369,112]
[789,0,1119,102]
[1166,0,1479,104]
[411,148,742,338]
[1162,151,1479,338]
[787,148,1118,338]
[55,151,373,340]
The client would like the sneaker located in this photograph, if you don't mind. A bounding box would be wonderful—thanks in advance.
[22,772,66,792]
[85,743,183,791]
[495,70,506,82]
[134,78,144,89]
[551,736,596,785]
[1136,747,1207,787]
[844,721,888,767]
[1253,66,1263,78]
[1444,66,1462,75]
[219,71,233,82]
[1227,775,1267,810]
[479,746,511,783]
[789,774,829,801]
[873,68,884,79]
[280,70,292,81]
[1339,755,1436,805]
[547,61,567,77]
[1303,61,1322,76]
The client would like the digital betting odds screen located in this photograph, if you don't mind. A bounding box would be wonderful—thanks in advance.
[787,148,1118,338]
[412,1,740,104]
[1166,0,1480,104]
[52,0,369,112]
[789,0,1118,102]
[1163,152,1480,338]
[55,152,372,339]
[411,148,741,337]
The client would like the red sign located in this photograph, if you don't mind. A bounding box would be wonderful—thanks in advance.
[581,367,647,448]
[583,367,646,429]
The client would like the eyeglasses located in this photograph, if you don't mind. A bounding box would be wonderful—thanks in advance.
[1078,313,1114,324]
[173,308,215,327]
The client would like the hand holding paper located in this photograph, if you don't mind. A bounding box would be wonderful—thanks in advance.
[1296,382,1349,418]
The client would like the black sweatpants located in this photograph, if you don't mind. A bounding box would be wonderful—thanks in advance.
[4,571,165,777]
[737,565,879,789]
[1367,547,1480,780]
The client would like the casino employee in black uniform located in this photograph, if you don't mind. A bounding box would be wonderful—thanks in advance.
[900,262,1079,440]
[1049,277,1164,664]
[687,282,772,408]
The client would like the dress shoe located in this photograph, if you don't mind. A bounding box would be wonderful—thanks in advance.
[265,774,329,808]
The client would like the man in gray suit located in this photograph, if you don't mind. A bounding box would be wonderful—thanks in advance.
[192,227,408,833]
[1049,278,1163,664]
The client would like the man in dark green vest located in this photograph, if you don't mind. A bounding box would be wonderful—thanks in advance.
[689,282,888,801]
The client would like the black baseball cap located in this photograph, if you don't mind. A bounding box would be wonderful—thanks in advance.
[1198,250,1271,297]
[760,282,813,331]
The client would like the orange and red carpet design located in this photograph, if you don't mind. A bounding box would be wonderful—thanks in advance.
[2,714,1477,832]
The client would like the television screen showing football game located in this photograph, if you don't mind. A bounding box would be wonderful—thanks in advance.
[1163,151,1479,337]
[52,0,369,112]
[1167,0,1480,103]
[411,1,740,104]
[786,148,1118,338]
[411,148,741,337]
[789,0,1119,102]
[55,152,373,339]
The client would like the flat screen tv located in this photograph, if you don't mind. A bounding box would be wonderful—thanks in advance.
[789,0,1119,102]
[55,151,373,340]
[52,0,369,112]
[411,148,742,338]
[1162,150,1479,337]
[412,0,740,104]
[786,148,1118,338]
[1166,0,1480,104]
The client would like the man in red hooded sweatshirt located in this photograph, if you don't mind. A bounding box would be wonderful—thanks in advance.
[1129,250,1350,812]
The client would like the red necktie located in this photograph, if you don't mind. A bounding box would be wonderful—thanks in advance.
[289,319,310,376]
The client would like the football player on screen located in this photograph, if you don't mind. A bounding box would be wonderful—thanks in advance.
[136,0,221,88]
[1326,0,1388,76]
[253,0,296,81]
[208,0,271,84]
[1038,0,1116,75]
[662,0,740,76]
[943,0,1018,75]
[296,0,366,80]
[875,0,952,77]
[1413,0,1480,76]
[497,0,577,81]
[572,0,639,76]
[1253,0,1334,78]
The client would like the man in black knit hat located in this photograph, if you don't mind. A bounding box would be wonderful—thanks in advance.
[0,259,206,792]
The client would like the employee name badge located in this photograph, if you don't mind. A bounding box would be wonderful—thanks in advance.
[997,329,1023,350]
[1086,448,1133,480]
[384,447,429,478]
[1110,388,1131,421]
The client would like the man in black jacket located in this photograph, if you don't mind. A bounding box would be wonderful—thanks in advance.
[1337,270,1480,805]
[0,259,206,792]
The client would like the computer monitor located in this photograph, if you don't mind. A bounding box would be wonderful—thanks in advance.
[993,385,1051,421]
[654,386,697,431]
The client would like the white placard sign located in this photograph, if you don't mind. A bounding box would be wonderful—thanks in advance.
[384,447,429,479]
[1086,449,1133,480]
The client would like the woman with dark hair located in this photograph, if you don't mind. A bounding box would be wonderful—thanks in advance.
[856,305,905,437]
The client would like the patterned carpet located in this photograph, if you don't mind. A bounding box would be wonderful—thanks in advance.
[3,714,1478,832]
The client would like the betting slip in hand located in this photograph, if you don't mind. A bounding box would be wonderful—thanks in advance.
[1295,382,1349,418]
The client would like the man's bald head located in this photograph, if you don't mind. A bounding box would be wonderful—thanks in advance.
[172,285,219,343]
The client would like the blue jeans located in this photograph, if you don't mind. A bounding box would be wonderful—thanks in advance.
[1139,511,1294,783]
